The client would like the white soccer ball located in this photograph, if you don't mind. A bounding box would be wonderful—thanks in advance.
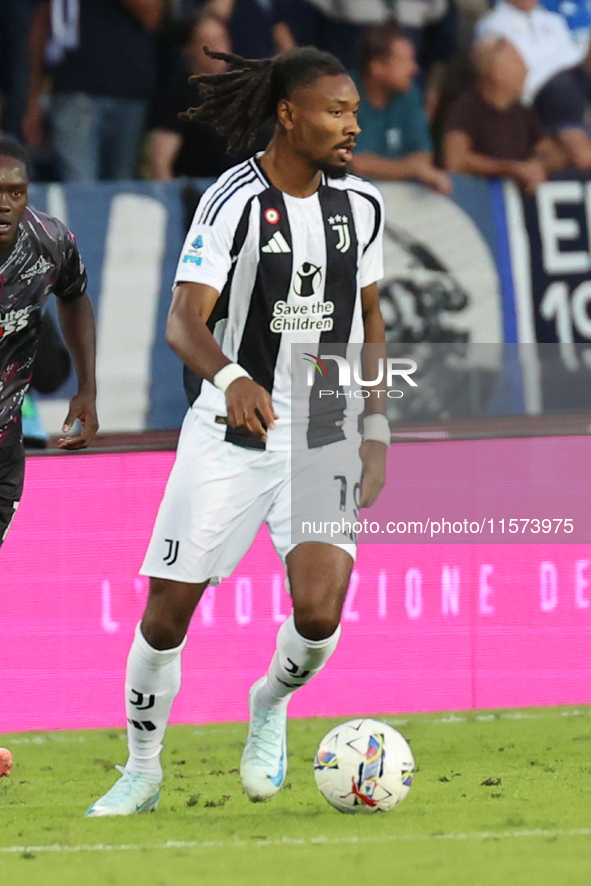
[313,718,415,814]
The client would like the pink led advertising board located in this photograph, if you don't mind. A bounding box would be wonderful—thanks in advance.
[2,441,591,733]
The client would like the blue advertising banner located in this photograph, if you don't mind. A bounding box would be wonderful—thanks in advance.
[28,174,590,433]
[503,175,591,413]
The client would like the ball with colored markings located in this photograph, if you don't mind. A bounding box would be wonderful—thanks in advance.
[314,719,414,813]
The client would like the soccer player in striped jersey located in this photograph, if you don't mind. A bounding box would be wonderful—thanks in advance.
[87,46,390,817]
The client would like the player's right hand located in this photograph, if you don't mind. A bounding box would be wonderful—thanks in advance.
[58,391,99,450]
[225,378,278,442]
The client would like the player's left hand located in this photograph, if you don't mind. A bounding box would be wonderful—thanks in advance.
[359,440,387,508]
[58,391,99,450]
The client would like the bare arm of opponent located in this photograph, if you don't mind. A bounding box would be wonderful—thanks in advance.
[56,293,99,449]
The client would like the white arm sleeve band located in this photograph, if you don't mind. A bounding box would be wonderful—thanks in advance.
[212,363,252,393]
[363,413,391,445]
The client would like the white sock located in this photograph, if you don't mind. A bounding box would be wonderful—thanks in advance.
[124,623,186,781]
[255,615,341,712]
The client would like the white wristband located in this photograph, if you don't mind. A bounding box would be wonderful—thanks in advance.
[212,363,251,393]
[363,413,390,446]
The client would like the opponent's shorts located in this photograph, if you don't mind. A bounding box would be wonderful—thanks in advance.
[0,442,25,547]
[140,410,361,585]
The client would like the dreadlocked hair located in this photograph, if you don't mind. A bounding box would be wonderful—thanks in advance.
[183,46,347,154]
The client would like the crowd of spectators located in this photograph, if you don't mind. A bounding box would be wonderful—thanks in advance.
[349,22,452,193]
[2,1,591,188]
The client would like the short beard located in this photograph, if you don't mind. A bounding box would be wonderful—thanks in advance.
[315,159,348,179]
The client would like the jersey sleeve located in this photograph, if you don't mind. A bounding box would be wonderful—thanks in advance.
[174,182,250,293]
[52,225,88,302]
[359,188,385,288]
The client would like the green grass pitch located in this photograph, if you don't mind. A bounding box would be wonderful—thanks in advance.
[2,707,591,886]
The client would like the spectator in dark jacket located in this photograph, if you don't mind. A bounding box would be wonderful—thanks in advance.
[24,0,164,181]
[443,36,566,192]
[147,13,234,179]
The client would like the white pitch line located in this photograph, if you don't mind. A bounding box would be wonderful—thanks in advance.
[384,709,591,727]
[2,828,591,856]
[4,707,591,745]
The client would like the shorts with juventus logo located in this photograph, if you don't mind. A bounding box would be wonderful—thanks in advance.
[140,409,360,585]
[0,442,24,547]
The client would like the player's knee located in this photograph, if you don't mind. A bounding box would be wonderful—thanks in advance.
[140,614,185,651]
[294,611,340,642]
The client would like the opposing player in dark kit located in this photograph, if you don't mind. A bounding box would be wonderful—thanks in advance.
[0,137,98,548]
[88,47,390,817]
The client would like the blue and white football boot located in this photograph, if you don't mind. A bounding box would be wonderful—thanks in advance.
[85,766,160,817]
[240,677,287,802]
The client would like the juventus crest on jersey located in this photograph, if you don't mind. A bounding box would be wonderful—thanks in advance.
[175,156,384,451]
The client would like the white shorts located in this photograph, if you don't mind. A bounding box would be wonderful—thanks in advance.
[140,410,361,585]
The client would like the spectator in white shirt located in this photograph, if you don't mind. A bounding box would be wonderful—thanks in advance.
[476,0,591,168]
[541,1,591,51]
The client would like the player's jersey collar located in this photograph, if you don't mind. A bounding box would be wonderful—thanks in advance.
[251,153,327,196]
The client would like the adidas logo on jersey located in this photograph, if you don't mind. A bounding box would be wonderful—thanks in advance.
[262,232,291,254]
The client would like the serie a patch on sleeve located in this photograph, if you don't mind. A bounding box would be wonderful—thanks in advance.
[182,230,210,266]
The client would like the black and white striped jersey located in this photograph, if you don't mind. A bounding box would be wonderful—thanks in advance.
[174,155,384,450]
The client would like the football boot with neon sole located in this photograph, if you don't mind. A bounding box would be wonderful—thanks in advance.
[240,677,287,802]
[85,765,160,817]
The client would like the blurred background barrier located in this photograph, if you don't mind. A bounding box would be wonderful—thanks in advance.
[3,445,591,732]
[29,172,591,435]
